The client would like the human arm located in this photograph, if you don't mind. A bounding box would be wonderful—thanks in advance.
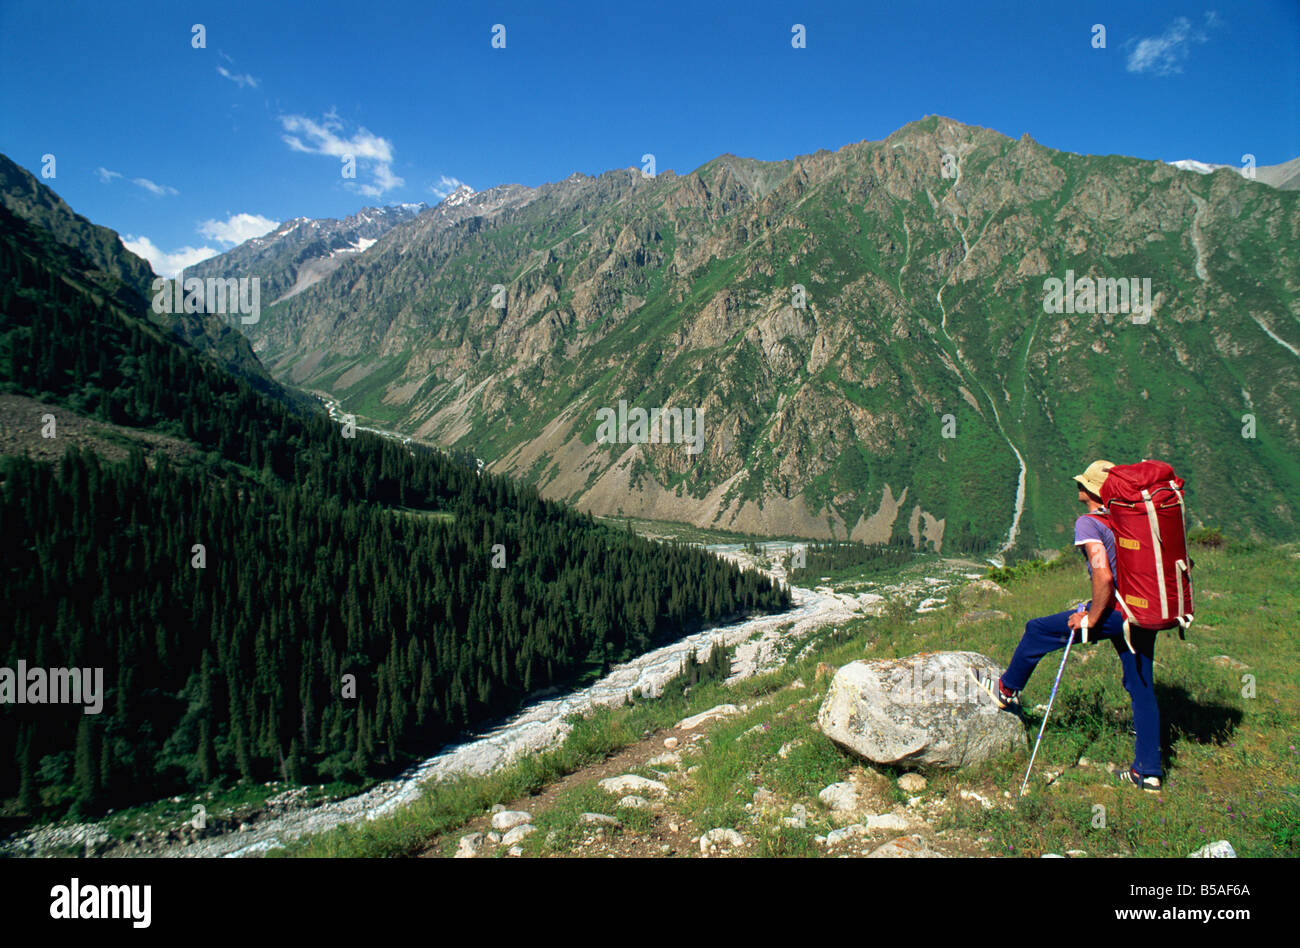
[1067,542,1114,631]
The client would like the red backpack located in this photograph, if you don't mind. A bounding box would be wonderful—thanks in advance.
[1095,460,1194,651]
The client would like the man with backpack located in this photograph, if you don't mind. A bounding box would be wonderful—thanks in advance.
[980,459,1164,791]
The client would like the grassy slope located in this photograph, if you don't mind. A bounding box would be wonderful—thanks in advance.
[278,537,1298,858]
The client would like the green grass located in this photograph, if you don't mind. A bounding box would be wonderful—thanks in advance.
[517,782,656,856]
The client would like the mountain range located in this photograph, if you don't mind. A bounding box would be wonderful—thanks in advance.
[200,116,1299,552]
[6,116,1297,554]
[188,202,428,304]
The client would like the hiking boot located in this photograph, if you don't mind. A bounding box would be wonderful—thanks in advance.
[1118,767,1161,792]
[972,670,1021,711]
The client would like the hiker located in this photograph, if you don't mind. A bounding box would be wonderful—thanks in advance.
[981,460,1163,792]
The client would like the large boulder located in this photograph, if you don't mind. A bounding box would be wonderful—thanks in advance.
[816,652,1026,769]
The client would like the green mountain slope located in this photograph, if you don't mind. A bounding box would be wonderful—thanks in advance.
[239,117,1300,551]
[0,153,299,408]
[0,196,788,822]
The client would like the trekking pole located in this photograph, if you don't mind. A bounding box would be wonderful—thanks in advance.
[1019,615,1084,798]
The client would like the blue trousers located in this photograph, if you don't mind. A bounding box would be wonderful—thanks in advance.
[1003,608,1162,778]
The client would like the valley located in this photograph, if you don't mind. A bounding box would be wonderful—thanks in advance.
[1,533,985,858]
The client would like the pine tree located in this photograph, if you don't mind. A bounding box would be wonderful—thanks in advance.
[73,716,98,814]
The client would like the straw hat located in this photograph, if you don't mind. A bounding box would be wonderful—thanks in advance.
[1073,460,1115,498]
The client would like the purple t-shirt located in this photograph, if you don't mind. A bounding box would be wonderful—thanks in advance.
[1074,512,1118,581]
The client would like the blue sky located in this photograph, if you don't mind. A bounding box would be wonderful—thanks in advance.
[2,0,1296,276]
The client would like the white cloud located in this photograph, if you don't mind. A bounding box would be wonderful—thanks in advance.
[217,65,260,89]
[279,111,404,196]
[1127,13,1219,76]
[121,235,218,278]
[429,175,469,200]
[133,177,179,197]
[96,168,177,195]
[198,212,279,246]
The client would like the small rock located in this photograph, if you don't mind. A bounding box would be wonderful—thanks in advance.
[598,774,669,797]
[959,789,993,809]
[790,678,806,689]
[1043,770,1062,785]
[867,834,942,858]
[580,813,622,827]
[1211,656,1249,671]
[660,844,671,854]
[865,813,912,831]
[962,579,1009,599]
[1078,756,1091,767]
[491,810,532,832]
[486,831,501,844]
[1066,849,1087,858]
[898,773,927,793]
[699,828,744,852]
[491,804,505,814]
[752,788,778,808]
[957,609,1012,626]
[647,752,680,767]
[825,824,871,846]
[508,845,523,856]
[778,740,805,759]
[668,822,680,833]
[819,782,860,814]
[501,824,536,847]
[676,704,740,730]
[663,737,679,750]
[454,832,484,858]
[1041,853,1065,858]
[1189,840,1237,858]
[618,795,650,810]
